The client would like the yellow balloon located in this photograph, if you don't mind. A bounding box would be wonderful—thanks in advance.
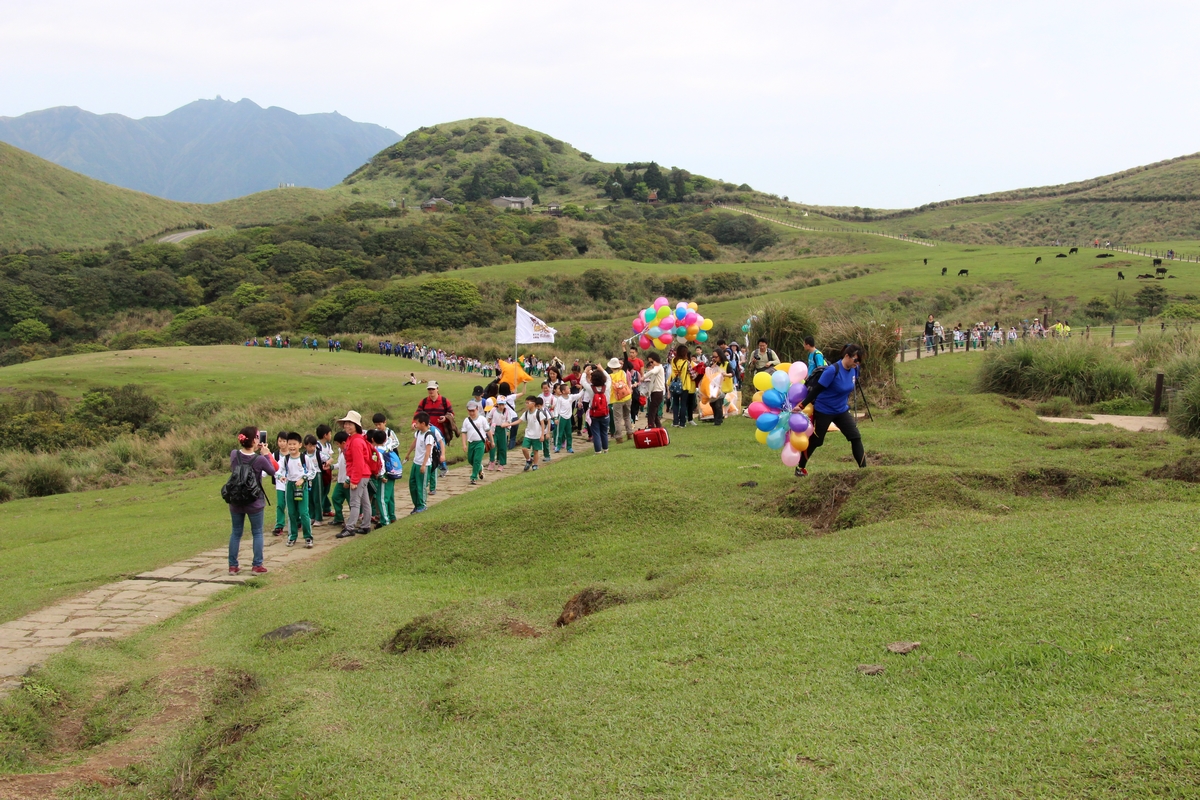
[802,403,814,418]
[777,362,791,375]
[752,390,764,404]
[687,302,698,311]
[657,306,671,319]
[789,432,809,451]
[755,429,769,444]
[700,319,713,331]
[653,339,667,350]
[753,371,773,391]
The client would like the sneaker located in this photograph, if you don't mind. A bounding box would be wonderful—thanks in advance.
[532,465,539,471]
[331,519,344,527]
[794,466,808,477]
[251,565,268,574]
[287,539,296,547]
[356,527,370,535]
[228,565,240,575]
[567,449,574,453]
[374,523,385,530]
[690,420,698,426]
[554,447,561,453]
[470,479,477,485]
[311,520,323,527]
[411,507,426,514]
[305,539,314,549]
[323,512,335,518]
[603,449,609,454]
[523,462,531,472]
[272,526,284,536]
[335,529,356,539]
[428,490,436,496]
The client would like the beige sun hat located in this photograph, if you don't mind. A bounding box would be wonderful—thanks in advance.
[607,357,622,369]
[337,410,362,427]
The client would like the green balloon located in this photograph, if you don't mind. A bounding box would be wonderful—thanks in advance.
[697,331,709,342]
[741,324,750,332]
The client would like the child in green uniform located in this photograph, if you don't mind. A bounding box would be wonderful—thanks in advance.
[316,424,334,518]
[519,396,549,472]
[303,435,324,527]
[367,429,393,527]
[329,431,349,527]
[271,433,289,535]
[460,400,492,485]
[486,395,516,471]
[280,432,314,548]
[408,412,434,514]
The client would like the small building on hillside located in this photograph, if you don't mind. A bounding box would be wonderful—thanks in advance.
[421,197,454,212]
[647,189,660,204]
[547,203,563,217]
[491,196,533,211]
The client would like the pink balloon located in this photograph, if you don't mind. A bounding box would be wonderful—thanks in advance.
[632,317,646,333]
[747,401,768,420]
[683,311,698,326]
[654,296,669,309]
[781,442,802,467]
[659,332,674,345]
[638,335,652,350]
[789,362,808,384]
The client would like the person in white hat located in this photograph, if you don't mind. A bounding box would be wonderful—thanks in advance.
[607,356,633,444]
[460,400,492,485]
[335,411,373,538]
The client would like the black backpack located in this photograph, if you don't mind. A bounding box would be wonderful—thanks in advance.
[804,364,830,408]
[221,453,267,506]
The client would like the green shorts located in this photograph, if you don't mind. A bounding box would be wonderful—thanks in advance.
[522,437,540,449]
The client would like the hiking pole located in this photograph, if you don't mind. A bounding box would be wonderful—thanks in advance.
[856,382,874,422]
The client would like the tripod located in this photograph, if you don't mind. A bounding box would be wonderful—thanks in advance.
[856,382,874,422]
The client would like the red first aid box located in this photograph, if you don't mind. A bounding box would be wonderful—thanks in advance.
[634,428,670,449]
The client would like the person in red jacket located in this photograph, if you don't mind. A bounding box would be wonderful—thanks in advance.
[417,381,454,475]
[335,410,373,538]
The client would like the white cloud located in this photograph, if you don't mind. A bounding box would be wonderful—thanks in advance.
[1,0,1198,206]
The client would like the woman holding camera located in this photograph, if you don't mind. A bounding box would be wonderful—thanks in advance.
[227,427,279,575]
[796,344,867,477]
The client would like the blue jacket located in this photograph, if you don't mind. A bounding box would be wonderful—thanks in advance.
[815,360,858,415]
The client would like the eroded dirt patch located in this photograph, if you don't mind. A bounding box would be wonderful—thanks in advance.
[1146,456,1200,483]
[383,615,460,654]
[556,588,623,627]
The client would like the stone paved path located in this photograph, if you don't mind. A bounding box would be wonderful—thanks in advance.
[0,452,570,694]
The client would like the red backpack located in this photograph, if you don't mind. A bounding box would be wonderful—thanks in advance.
[589,390,609,418]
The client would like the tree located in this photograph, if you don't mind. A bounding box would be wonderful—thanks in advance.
[231,282,269,309]
[669,168,692,201]
[0,285,41,327]
[582,268,617,301]
[239,303,290,335]
[299,298,345,335]
[1135,284,1167,317]
[9,318,52,344]
[632,182,651,203]
[643,162,669,196]
[571,234,590,255]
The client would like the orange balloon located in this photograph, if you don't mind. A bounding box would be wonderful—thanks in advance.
[752,391,764,403]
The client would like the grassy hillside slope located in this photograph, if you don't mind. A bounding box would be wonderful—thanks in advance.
[793,153,1200,246]
[0,142,203,252]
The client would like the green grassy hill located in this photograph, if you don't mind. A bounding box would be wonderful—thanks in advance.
[790,153,1200,246]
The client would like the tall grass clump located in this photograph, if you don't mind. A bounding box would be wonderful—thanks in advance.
[748,302,819,362]
[821,311,903,404]
[978,339,1139,405]
[1169,377,1200,437]
[10,455,74,498]
[1127,329,1200,372]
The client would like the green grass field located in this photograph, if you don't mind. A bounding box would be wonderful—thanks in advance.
[2,349,1199,797]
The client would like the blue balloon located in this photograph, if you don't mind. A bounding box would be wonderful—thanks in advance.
[675,307,687,320]
[771,370,790,392]
[756,412,780,432]
[762,389,785,409]
[767,427,787,450]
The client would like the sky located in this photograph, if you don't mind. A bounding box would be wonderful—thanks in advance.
[2,0,1198,208]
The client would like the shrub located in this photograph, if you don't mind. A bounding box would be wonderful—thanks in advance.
[9,319,52,344]
[1035,396,1079,418]
[821,310,903,404]
[15,459,72,497]
[0,482,12,503]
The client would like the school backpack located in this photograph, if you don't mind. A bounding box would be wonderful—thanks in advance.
[221,454,266,506]
[428,431,443,465]
[383,449,403,478]
[589,390,609,418]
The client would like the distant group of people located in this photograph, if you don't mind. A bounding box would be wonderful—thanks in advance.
[921,315,1072,352]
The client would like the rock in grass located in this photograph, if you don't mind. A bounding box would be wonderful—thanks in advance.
[886,641,920,654]
[262,621,321,641]
[856,664,885,675]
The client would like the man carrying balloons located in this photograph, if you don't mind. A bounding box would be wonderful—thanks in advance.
[796,343,867,476]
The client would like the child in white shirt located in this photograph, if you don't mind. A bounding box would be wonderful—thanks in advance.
[487,395,517,472]
[519,396,550,472]
[553,383,582,453]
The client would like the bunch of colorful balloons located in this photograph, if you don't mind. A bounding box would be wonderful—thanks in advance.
[746,361,814,468]
[631,297,713,350]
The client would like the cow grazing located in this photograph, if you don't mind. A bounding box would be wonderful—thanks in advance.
[1153,258,1163,266]
[1055,253,1068,258]
[924,258,928,265]
[1035,256,1042,264]
[1156,267,1168,276]
[1117,272,1125,280]
[941,267,947,276]
[1069,247,1078,255]
[958,269,969,277]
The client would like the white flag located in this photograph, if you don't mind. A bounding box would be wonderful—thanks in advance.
[515,304,557,344]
